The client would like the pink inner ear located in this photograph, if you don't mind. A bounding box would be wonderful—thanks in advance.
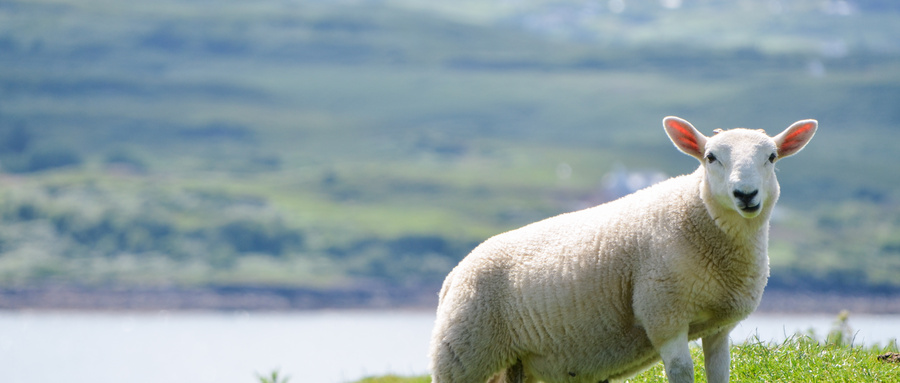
[667,120,699,152]
[784,122,815,142]
[780,122,815,153]
[677,136,699,152]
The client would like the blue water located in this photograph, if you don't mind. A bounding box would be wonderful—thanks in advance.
[0,310,897,383]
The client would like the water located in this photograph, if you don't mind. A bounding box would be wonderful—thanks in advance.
[1,310,897,383]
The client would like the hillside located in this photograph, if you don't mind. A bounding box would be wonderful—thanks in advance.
[1,0,899,307]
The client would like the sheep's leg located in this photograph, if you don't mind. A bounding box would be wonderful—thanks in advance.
[511,361,538,383]
[702,326,733,383]
[431,340,499,383]
[505,359,525,383]
[657,331,694,383]
[487,359,525,383]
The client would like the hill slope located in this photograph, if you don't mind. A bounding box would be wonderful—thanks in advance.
[0,0,899,302]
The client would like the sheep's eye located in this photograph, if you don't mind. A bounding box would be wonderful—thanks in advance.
[768,153,777,163]
[706,153,717,163]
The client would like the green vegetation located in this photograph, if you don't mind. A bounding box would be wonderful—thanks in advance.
[352,376,430,383]
[244,314,899,382]
[351,337,899,382]
[256,370,290,383]
[1,0,899,297]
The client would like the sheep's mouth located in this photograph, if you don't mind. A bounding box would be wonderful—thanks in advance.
[740,203,760,213]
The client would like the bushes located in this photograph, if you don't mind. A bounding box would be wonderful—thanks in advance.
[50,211,179,256]
[0,179,476,288]
[327,234,473,285]
[0,185,307,270]
[214,219,304,256]
[17,148,83,172]
[0,123,83,173]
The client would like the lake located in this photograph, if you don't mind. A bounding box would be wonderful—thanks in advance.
[1,310,898,383]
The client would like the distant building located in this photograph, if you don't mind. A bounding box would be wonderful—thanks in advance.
[597,163,668,203]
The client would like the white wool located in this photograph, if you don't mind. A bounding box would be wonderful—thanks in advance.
[429,117,817,383]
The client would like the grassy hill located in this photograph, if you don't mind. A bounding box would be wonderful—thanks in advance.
[1,0,899,301]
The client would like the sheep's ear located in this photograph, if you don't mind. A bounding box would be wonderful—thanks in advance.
[773,119,817,158]
[663,116,707,160]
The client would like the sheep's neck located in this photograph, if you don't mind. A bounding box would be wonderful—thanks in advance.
[689,173,771,306]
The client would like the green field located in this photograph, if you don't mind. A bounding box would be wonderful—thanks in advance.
[353,335,900,382]
[1,0,900,298]
[351,319,900,382]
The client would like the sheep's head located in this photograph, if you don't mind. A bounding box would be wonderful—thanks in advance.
[663,116,817,219]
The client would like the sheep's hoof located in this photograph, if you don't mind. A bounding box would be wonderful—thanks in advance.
[877,352,900,363]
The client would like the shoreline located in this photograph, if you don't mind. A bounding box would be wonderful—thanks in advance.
[755,289,900,314]
[1,284,899,314]
[0,284,439,312]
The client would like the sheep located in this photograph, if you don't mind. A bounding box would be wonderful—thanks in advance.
[429,116,817,383]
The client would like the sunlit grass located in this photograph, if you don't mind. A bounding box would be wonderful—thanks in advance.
[351,335,900,383]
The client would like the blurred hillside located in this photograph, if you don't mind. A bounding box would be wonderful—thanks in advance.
[1,0,899,307]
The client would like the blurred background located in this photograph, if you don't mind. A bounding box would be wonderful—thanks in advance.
[2,0,900,381]
[3,0,899,311]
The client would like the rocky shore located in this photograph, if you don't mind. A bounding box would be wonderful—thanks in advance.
[0,284,437,312]
[1,284,898,313]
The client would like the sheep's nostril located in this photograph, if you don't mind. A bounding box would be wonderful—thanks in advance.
[733,189,758,203]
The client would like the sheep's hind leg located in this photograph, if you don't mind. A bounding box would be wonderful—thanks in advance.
[488,359,525,383]
[432,340,499,383]
[506,359,526,383]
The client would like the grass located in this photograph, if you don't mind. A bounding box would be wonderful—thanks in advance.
[256,370,291,383]
[350,335,900,382]
[353,376,430,383]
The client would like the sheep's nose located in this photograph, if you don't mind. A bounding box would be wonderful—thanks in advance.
[733,189,758,204]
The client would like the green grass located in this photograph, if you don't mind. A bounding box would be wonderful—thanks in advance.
[353,376,430,383]
[351,336,900,382]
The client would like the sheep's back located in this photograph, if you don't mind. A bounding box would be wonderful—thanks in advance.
[458,173,701,349]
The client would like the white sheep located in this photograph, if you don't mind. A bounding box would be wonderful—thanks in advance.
[429,116,817,383]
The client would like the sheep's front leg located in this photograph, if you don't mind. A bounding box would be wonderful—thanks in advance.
[657,331,694,383]
[702,326,733,383]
